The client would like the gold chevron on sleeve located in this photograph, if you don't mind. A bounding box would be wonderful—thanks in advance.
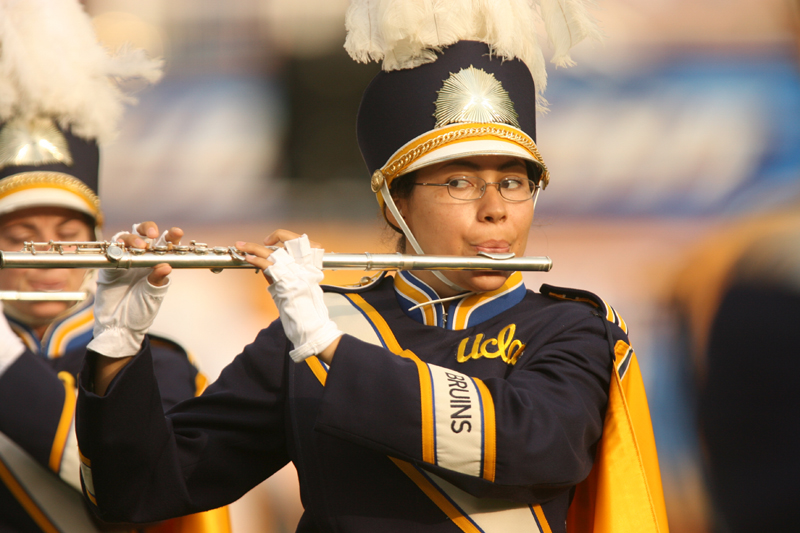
[49,372,76,473]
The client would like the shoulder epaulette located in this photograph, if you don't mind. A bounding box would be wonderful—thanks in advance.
[540,284,628,335]
[322,271,387,294]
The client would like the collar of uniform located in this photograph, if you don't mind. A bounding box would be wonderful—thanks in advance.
[6,295,95,358]
[393,271,526,330]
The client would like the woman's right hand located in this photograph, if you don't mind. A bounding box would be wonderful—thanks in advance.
[87,222,183,359]
[112,221,184,287]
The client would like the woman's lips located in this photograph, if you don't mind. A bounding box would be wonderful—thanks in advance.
[473,240,511,254]
[28,281,68,292]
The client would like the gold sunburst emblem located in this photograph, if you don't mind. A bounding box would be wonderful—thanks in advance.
[434,66,519,129]
[0,117,73,171]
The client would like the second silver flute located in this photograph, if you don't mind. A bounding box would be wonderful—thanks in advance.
[0,241,553,272]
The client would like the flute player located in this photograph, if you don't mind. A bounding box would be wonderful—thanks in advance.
[76,1,669,532]
[0,0,229,530]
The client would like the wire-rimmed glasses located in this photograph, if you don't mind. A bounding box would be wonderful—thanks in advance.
[413,176,539,202]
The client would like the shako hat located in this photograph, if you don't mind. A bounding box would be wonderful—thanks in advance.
[345,0,602,292]
[346,0,604,211]
[358,40,546,206]
[0,120,102,225]
[0,0,163,229]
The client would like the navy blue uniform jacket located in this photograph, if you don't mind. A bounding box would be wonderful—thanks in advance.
[76,273,625,532]
[0,296,201,532]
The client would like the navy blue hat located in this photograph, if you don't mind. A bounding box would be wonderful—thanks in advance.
[0,118,103,226]
[357,41,549,209]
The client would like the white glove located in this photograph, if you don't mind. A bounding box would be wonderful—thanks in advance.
[0,302,25,378]
[264,235,342,362]
[87,225,172,358]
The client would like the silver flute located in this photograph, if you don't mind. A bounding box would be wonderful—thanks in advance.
[0,240,552,300]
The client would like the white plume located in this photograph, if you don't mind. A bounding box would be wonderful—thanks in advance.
[344,0,603,109]
[539,0,603,68]
[0,0,163,143]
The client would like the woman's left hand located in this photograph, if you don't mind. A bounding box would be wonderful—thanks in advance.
[235,229,322,277]
[236,231,342,364]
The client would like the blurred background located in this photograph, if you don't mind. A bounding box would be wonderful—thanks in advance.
[83,0,800,531]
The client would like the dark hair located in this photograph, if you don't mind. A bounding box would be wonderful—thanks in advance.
[383,171,417,253]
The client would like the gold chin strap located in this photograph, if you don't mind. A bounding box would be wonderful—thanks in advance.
[378,180,468,294]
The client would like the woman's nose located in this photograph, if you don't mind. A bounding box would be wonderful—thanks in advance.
[477,183,507,222]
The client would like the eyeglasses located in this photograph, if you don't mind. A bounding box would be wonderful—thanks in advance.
[413,176,539,202]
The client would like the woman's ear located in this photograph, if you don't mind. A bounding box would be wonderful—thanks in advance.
[386,197,407,226]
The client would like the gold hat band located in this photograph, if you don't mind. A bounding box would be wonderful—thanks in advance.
[371,122,550,206]
[0,172,103,226]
